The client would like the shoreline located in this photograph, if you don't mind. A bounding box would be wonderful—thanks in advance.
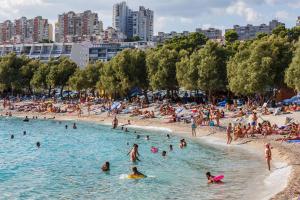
[4,110,300,200]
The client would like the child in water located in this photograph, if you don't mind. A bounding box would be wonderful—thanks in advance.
[206,172,222,184]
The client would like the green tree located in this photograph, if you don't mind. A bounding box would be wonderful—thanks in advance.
[85,61,103,95]
[163,32,208,54]
[31,63,52,95]
[225,30,238,43]
[20,59,39,94]
[0,53,28,94]
[146,47,179,93]
[285,40,300,92]
[197,41,228,100]
[287,26,300,42]
[227,35,293,95]
[99,49,149,100]
[47,57,78,97]
[176,50,200,90]
[272,25,288,38]
[69,69,88,95]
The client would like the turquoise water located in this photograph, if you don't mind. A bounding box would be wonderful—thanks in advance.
[0,117,267,200]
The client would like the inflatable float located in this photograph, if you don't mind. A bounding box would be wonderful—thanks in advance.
[213,175,224,182]
[151,147,158,153]
[127,174,145,179]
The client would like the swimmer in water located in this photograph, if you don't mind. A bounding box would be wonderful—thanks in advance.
[121,126,124,130]
[169,145,173,151]
[179,139,186,148]
[23,116,29,122]
[206,172,222,184]
[130,167,146,178]
[125,128,129,132]
[167,134,170,139]
[146,135,150,140]
[73,123,77,129]
[23,131,26,136]
[162,151,167,157]
[128,144,140,162]
[112,116,118,129]
[11,134,14,139]
[101,161,110,172]
[65,125,68,129]
[36,142,41,148]
[136,135,140,139]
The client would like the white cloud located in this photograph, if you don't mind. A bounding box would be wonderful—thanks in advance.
[179,17,193,24]
[226,1,259,23]
[0,0,48,18]
[287,1,300,8]
[275,10,289,20]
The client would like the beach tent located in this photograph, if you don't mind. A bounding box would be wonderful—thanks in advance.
[282,94,300,105]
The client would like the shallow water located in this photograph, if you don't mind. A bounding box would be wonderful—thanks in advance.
[0,117,269,200]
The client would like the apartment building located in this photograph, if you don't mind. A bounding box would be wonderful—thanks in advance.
[112,2,154,41]
[195,28,222,40]
[55,10,103,43]
[0,16,50,44]
[225,19,285,40]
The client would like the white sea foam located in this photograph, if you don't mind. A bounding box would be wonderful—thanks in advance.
[260,162,292,200]
[126,125,172,133]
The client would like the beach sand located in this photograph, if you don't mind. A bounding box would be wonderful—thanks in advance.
[3,107,300,200]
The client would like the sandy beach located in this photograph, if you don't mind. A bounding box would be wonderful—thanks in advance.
[3,104,299,200]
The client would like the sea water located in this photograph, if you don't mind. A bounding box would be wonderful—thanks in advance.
[0,117,272,200]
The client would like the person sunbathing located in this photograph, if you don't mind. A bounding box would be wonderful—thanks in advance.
[262,107,271,115]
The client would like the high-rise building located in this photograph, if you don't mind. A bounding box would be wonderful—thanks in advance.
[48,24,53,41]
[112,2,154,41]
[55,10,103,43]
[225,19,285,40]
[0,20,14,44]
[113,2,129,36]
[132,6,154,41]
[297,16,300,26]
[0,16,50,44]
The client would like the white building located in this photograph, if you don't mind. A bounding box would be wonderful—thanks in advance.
[112,2,154,41]
[297,16,300,26]
[112,2,129,36]
[195,28,222,40]
[225,19,285,40]
[0,41,156,67]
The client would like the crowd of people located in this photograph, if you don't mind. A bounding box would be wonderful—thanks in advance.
[1,94,300,176]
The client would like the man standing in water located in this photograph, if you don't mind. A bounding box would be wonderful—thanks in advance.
[128,144,140,162]
[112,116,118,129]
[265,143,272,171]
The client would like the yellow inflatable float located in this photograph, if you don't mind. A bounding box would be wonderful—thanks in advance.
[127,174,145,179]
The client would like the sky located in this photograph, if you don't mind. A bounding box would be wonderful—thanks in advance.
[0,0,299,34]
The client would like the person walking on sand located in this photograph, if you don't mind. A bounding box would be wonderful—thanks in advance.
[265,143,272,171]
[191,117,197,137]
[226,123,233,144]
